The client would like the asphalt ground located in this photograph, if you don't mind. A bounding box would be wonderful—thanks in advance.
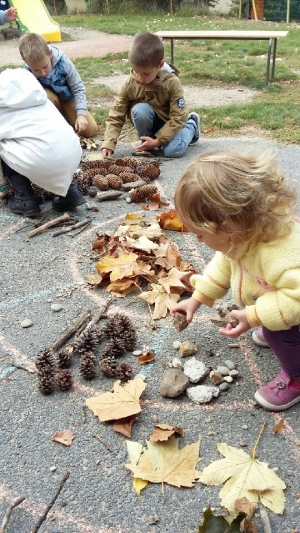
[0,136,300,533]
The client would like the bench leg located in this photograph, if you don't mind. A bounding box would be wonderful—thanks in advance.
[266,38,272,86]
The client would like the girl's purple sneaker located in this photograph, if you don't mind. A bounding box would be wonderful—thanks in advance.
[254,370,300,411]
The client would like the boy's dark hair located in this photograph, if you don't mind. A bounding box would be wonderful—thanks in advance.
[128,32,164,68]
[19,33,50,64]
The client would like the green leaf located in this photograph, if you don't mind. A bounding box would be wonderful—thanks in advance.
[198,507,246,533]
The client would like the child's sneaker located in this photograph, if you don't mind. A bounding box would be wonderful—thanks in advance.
[188,112,200,145]
[252,327,270,348]
[254,370,300,411]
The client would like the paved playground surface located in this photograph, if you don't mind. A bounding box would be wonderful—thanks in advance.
[0,135,300,533]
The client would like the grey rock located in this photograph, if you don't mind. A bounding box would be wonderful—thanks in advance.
[160,368,189,398]
[183,357,208,383]
[217,365,230,376]
[219,382,230,391]
[186,385,219,404]
[20,318,33,328]
[51,303,63,312]
[223,359,236,370]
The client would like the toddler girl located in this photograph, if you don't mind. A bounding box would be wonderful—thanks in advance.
[171,150,300,411]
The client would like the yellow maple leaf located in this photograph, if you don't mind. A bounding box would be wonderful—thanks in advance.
[138,283,180,319]
[126,435,201,489]
[96,252,140,281]
[86,378,147,422]
[198,442,286,514]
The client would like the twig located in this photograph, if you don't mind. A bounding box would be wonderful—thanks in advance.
[28,213,73,238]
[30,471,70,533]
[0,496,26,533]
[51,310,91,352]
[92,435,113,452]
[52,219,90,237]
[85,297,112,330]
[261,509,272,533]
[71,219,92,237]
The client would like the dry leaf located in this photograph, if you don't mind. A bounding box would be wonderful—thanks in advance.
[271,418,284,433]
[126,435,201,489]
[157,210,189,232]
[198,442,286,514]
[86,378,147,422]
[52,429,75,447]
[112,415,137,438]
[138,284,180,320]
[96,252,140,281]
[138,351,156,364]
[150,424,184,442]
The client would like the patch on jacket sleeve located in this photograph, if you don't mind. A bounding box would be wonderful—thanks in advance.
[177,98,185,108]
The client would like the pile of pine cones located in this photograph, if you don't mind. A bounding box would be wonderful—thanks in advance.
[35,313,137,395]
[74,157,160,201]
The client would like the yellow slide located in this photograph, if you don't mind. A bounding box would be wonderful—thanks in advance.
[9,0,61,42]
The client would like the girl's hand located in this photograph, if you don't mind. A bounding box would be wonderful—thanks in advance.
[219,309,251,338]
[170,297,201,323]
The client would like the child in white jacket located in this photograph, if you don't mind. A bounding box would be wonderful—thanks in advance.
[0,68,85,216]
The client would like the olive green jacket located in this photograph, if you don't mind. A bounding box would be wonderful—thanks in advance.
[102,70,189,152]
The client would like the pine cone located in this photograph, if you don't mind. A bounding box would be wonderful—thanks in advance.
[55,369,73,391]
[116,363,133,382]
[129,184,157,203]
[87,186,98,197]
[119,171,140,184]
[35,349,55,371]
[37,364,55,395]
[99,356,118,377]
[93,175,109,190]
[102,338,126,359]
[57,349,73,368]
[73,327,99,354]
[107,174,122,190]
[79,351,96,380]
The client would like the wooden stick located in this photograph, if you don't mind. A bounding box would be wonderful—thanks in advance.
[28,213,72,238]
[51,310,91,352]
[0,497,26,533]
[52,219,90,237]
[30,471,70,533]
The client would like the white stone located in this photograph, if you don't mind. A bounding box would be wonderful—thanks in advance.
[184,357,208,383]
[173,340,182,350]
[187,385,219,404]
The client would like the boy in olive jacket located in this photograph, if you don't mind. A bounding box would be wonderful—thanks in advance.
[101,32,200,158]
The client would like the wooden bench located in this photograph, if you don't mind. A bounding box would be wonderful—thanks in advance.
[155,30,288,86]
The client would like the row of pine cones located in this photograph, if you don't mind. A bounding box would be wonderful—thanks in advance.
[36,313,137,394]
[74,157,160,197]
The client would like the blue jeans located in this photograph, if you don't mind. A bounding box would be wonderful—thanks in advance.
[262,325,300,378]
[131,103,196,158]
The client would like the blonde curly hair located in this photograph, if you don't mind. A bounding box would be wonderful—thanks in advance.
[174,150,297,244]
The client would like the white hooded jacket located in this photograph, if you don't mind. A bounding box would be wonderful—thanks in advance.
[0,68,82,195]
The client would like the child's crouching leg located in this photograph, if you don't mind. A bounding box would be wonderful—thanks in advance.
[254,325,300,411]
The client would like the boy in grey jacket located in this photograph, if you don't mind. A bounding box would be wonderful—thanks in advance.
[18,33,98,138]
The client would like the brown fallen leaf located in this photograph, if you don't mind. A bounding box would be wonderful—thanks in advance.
[86,378,147,422]
[112,415,137,438]
[271,417,284,433]
[52,429,75,447]
[150,424,184,442]
[156,210,189,232]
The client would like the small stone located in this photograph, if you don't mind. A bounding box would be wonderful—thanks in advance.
[223,375,233,383]
[179,341,197,358]
[217,365,230,376]
[184,357,208,383]
[187,385,219,404]
[173,312,188,332]
[132,350,142,356]
[209,370,223,385]
[219,382,229,392]
[20,318,33,328]
[160,368,189,398]
[50,466,57,472]
[230,369,239,378]
[172,357,183,370]
[173,340,182,350]
[223,360,236,370]
[242,424,248,430]
[51,303,63,312]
